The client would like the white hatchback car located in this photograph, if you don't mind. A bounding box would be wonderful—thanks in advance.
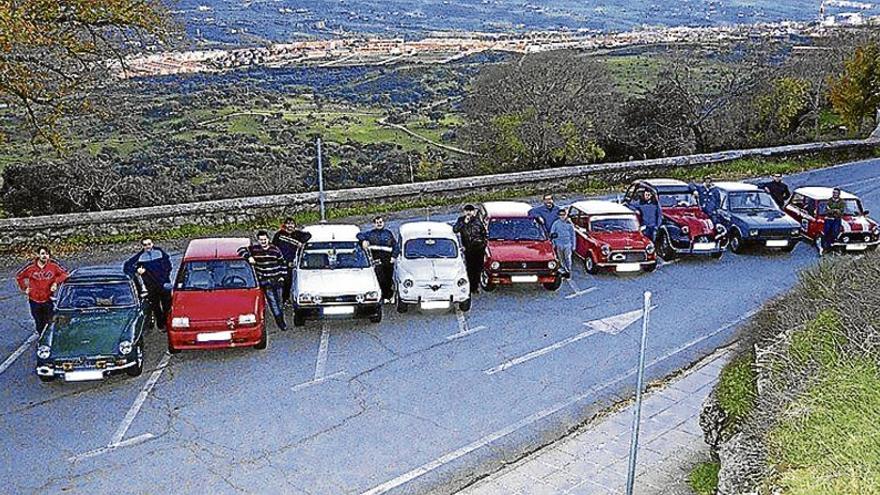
[394,221,471,313]
[293,224,382,326]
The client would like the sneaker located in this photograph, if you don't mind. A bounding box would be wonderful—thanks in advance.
[817,244,825,256]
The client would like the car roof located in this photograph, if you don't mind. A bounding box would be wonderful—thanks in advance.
[67,266,131,284]
[640,178,688,188]
[715,181,759,192]
[183,237,250,260]
[794,186,858,200]
[482,201,532,218]
[303,224,361,242]
[398,221,455,240]
[569,200,635,216]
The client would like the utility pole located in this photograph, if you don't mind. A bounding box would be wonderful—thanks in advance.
[625,291,653,495]
[317,137,326,222]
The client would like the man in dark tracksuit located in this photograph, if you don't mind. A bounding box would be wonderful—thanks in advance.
[453,204,488,294]
[636,190,662,241]
[123,238,172,330]
[760,173,791,208]
[239,231,288,331]
[820,188,845,256]
[357,216,399,302]
[689,176,722,223]
[272,218,312,304]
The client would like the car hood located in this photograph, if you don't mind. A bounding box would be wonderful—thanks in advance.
[841,215,878,232]
[663,207,715,235]
[487,240,555,261]
[397,258,466,281]
[590,231,651,249]
[296,268,379,295]
[46,307,138,358]
[171,289,262,321]
[731,209,799,228]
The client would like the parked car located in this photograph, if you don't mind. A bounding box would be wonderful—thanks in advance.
[35,267,147,383]
[478,201,561,291]
[293,224,383,326]
[714,182,801,253]
[784,186,880,252]
[394,221,471,313]
[566,200,657,274]
[167,238,267,353]
[623,179,727,260]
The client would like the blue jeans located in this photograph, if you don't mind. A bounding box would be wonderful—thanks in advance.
[262,282,285,329]
[643,226,657,241]
[822,218,842,250]
[29,300,53,334]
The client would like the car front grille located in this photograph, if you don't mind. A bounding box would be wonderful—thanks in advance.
[322,295,359,304]
[838,232,872,243]
[761,228,797,238]
[608,251,647,263]
[499,261,549,271]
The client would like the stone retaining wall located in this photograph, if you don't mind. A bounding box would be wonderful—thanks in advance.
[1,138,875,248]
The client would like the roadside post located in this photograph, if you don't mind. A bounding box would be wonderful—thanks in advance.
[317,137,326,222]
[625,290,653,495]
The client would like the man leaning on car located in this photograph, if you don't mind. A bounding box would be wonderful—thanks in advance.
[453,204,488,294]
[273,217,312,304]
[357,216,399,302]
[239,231,288,331]
[123,237,172,331]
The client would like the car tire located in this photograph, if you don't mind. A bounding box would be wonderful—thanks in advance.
[254,328,268,350]
[459,298,472,312]
[370,308,383,324]
[781,243,797,253]
[584,254,599,275]
[730,231,744,254]
[710,250,724,260]
[643,262,657,272]
[38,375,54,383]
[167,342,180,355]
[480,271,496,292]
[543,275,562,291]
[396,298,408,313]
[126,341,144,377]
[293,310,306,327]
[658,232,677,260]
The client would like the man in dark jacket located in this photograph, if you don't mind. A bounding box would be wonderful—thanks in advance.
[453,204,488,293]
[689,176,722,221]
[636,190,662,241]
[272,218,312,304]
[123,238,172,330]
[529,194,561,234]
[357,216,399,302]
[238,231,288,330]
[820,188,846,256]
[760,173,791,208]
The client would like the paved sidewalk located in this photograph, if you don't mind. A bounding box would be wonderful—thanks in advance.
[458,348,732,495]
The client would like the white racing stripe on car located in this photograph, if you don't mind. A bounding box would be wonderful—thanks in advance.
[0,332,38,376]
[110,352,171,446]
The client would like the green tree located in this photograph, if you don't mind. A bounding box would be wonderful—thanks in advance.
[829,43,880,136]
[754,77,812,141]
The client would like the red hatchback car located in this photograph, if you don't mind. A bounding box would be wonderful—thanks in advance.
[478,201,562,291]
[566,200,657,274]
[167,238,267,353]
[784,186,880,253]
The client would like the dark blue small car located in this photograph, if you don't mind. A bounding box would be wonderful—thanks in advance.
[715,182,801,253]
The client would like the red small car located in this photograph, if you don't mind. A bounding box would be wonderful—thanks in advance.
[167,238,267,353]
[566,200,657,274]
[478,201,562,291]
[784,187,880,252]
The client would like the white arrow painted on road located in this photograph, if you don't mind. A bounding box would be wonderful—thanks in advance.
[584,306,657,335]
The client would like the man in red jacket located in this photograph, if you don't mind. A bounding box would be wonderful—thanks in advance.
[16,246,69,334]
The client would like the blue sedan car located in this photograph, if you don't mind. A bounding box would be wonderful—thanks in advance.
[715,182,801,253]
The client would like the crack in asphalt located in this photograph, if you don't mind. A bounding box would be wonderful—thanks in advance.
[355,327,400,359]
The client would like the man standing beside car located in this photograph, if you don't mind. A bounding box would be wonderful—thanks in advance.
[636,190,662,241]
[761,173,791,208]
[454,204,488,294]
[690,176,722,222]
[16,246,69,334]
[820,188,846,256]
[239,231,288,331]
[272,217,312,304]
[550,209,575,279]
[529,193,561,234]
[358,216,399,302]
[123,238,172,331]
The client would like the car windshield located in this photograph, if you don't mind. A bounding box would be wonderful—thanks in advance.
[591,216,640,233]
[176,259,257,290]
[300,241,371,269]
[817,199,862,216]
[488,218,547,241]
[405,238,458,259]
[57,282,136,309]
[728,191,779,211]
[657,190,698,208]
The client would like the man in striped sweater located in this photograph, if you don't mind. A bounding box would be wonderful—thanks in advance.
[239,231,288,331]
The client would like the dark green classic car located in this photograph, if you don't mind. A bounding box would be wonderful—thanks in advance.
[36,267,148,383]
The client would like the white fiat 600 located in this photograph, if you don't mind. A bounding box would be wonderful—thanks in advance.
[293,224,383,326]
[394,221,472,313]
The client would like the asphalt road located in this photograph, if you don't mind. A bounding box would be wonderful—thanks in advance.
[2,158,880,495]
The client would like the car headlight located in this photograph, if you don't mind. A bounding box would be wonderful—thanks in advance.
[791,228,800,236]
[843,236,850,243]
[716,224,727,234]
[403,279,414,288]
[119,341,133,355]
[457,278,468,287]
[548,260,557,269]
[601,245,611,256]
[238,314,257,325]
[356,293,365,303]
[490,261,500,270]
[873,226,880,235]
[749,229,759,237]
[365,291,380,301]
[312,295,323,304]
[646,242,655,254]
[37,345,51,359]
[680,225,690,235]
[298,293,313,303]
[171,316,190,328]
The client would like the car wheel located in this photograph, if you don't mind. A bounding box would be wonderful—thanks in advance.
[543,275,562,291]
[584,254,599,275]
[293,310,306,327]
[126,341,144,377]
[38,375,54,383]
[643,262,657,272]
[396,298,408,313]
[458,298,472,312]
[254,328,268,350]
[658,232,677,260]
[370,308,383,323]
[710,250,724,260]
[730,231,744,254]
[480,271,496,292]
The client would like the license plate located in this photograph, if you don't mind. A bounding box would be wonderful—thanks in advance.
[64,370,105,382]
[693,242,716,251]
[197,331,232,342]
[420,301,451,310]
[846,243,868,251]
[510,275,539,283]
[323,306,355,315]
[766,240,789,247]
[616,263,641,273]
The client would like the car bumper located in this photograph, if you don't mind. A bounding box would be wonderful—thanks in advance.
[168,324,264,351]
[742,236,800,248]
[486,272,558,285]
[398,287,469,305]
[296,302,381,320]
[830,239,880,251]
[595,260,657,272]
[36,359,136,380]
[669,238,727,255]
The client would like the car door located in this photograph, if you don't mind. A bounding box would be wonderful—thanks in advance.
[623,183,642,211]
[568,206,589,258]
[716,191,732,229]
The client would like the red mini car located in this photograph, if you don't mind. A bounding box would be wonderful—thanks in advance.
[478,201,562,291]
[167,238,267,353]
[566,200,657,274]
[784,187,880,252]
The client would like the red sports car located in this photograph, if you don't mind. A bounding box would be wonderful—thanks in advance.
[566,200,657,274]
[784,186,880,253]
[167,238,267,353]
[478,201,562,291]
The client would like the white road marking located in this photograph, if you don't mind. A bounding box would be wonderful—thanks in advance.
[564,287,597,300]
[291,371,347,392]
[566,278,581,293]
[446,325,488,341]
[111,352,171,445]
[361,309,760,495]
[68,433,155,463]
[583,306,657,335]
[315,323,330,380]
[0,333,38,376]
